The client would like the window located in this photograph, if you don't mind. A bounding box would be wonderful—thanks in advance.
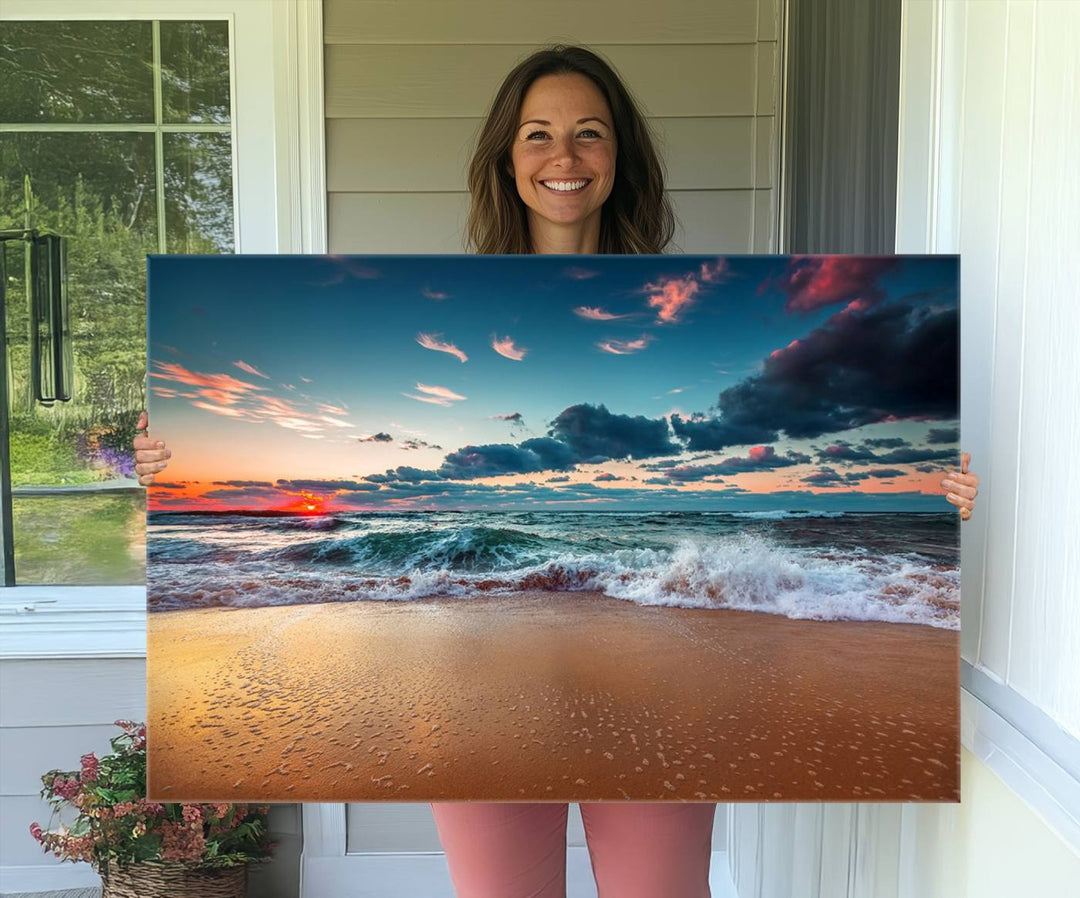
[1,18,234,585]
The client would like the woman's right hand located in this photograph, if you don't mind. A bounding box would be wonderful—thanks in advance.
[133,411,171,486]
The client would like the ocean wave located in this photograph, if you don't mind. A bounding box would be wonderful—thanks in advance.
[148,533,958,628]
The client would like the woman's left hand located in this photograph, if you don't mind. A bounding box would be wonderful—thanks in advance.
[941,451,979,521]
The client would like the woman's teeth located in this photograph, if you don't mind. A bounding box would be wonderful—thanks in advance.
[542,179,589,192]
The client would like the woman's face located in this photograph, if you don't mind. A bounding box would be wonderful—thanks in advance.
[508,73,617,238]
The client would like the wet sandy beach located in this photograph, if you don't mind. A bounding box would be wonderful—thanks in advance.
[147,591,959,802]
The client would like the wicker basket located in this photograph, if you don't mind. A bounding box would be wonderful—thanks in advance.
[100,862,247,898]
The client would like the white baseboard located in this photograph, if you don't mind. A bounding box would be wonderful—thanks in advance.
[300,848,737,897]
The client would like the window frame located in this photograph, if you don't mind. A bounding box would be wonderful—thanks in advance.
[0,0,326,657]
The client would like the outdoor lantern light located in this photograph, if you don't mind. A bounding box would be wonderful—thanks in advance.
[0,230,72,406]
[30,233,73,405]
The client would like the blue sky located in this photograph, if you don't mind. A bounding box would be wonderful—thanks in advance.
[147,254,960,513]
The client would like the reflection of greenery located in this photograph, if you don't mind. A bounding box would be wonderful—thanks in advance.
[1,20,232,583]
[13,493,146,585]
[2,160,152,485]
[0,22,155,124]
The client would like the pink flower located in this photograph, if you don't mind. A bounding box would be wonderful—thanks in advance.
[137,799,165,817]
[181,805,202,824]
[80,753,99,782]
[52,777,80,801]
[29,822,43,842]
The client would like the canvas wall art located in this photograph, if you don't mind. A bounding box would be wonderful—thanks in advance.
[146,254,960,803]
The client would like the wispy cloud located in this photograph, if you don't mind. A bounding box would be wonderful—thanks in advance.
[597,336,652,355]
[404,382,467,406]
[492,334,528,361]
[416,332,468,363]
[234,360,270,379]
[416,383,466,401]
[564,266,600,280]
[698,259,730,283]
[574,305,629,321]
[422,287,449,300]
[644,274,700,324]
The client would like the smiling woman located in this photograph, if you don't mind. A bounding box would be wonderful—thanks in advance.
[465,45,674,255]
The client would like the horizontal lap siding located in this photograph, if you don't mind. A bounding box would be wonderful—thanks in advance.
[325,1,780,256]
[0,658,146,867]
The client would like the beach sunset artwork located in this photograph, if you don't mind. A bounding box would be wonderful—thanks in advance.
[146,254,960,803]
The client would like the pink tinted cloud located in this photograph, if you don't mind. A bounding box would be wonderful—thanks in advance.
[597,335,652,355]
[234,360,269,379]
[699,259,730,283]
[416,332,468,363]
[492,335,528,361]
[773,257,895,313]
[191,401,246,418]
[151,361,264,396]
[415,383,466,401]
[574,306,628,321]
[404,393,454,407]
[644,275,700,324]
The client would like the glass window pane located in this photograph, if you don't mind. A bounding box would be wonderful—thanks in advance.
[12,493,146,585]
[0,21,154,124]
[164,132,235,253]
[160,20,232,124]
[2,132,156,586]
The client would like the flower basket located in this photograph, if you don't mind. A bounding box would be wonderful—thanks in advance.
[31,721,273,889]
[101,861,247,898]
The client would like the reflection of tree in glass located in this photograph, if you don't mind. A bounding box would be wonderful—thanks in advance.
[0,22,155,124]
[160,21,231,124]
[165,133,234,254]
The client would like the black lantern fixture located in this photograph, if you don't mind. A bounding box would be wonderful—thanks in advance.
[0,229,72,585]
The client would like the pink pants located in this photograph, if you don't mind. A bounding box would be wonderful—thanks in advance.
[431,802,716,898]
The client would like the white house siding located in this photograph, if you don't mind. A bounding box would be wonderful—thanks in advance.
[322,0,782,857]
[324,0,781,255]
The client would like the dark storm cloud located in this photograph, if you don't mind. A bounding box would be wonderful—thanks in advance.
[926,427,959,444]
[363,466,443,484]
[875,447,955,464]
[200,486,282,501]
[665,446,805,481]
[818,442,880,463]
[801,467,848,486]
[402,439,442,451]
[770,257,897,313]
[862,437,910,449]
[211,480,274,487]
[275,479,381,492]
[669,302,957,451]
[548,404,680,461]
[361,432,393,442]
[435,437,577,480]
[865,468,906,479]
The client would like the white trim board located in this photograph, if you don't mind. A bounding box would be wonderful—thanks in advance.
[961,685,1080,854]
[299,848,738,898]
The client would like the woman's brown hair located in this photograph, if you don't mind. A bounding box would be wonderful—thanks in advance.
[466,45,676,255]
